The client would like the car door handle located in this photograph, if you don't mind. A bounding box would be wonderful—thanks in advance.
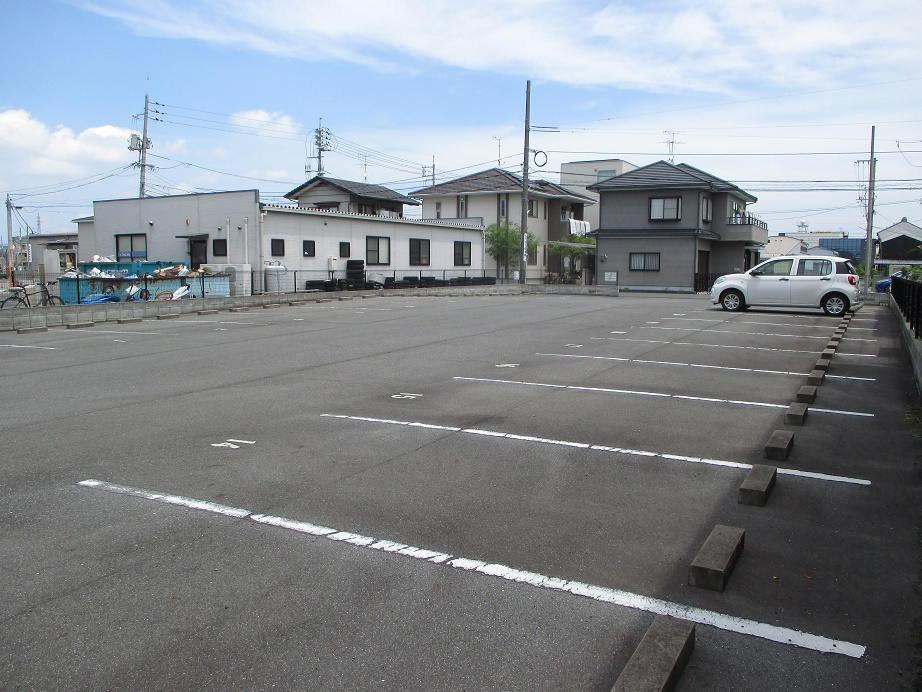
[820,277,831,281]
[778,278,789,281]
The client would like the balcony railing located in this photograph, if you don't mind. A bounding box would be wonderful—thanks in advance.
[727,214,768,230]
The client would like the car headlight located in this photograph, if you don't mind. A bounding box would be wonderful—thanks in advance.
[712,276,726,286]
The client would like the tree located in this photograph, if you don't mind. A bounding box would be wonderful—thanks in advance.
[485,221,536,280]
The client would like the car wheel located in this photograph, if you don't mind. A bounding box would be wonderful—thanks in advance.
[720,289,745,312]
[822,292,849,316]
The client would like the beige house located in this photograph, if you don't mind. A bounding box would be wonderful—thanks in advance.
[410,168,594,282]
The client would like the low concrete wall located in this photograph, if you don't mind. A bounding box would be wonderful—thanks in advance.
[890,294,922,396]
[0,284,619,332]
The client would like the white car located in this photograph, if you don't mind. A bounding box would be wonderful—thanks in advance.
[710,255,860,316]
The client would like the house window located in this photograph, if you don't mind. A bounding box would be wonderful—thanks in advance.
[358,203,377,215]
[629,252,661,271]
[544,200,547,219]
[435,201,442,219]
[597,169,618,182]
[500,198,506,218]
[302,240,316,257]
[313,201,339,210]
[409,238,430,266]
[527,199,538,218]
[702,197,712,223]
[366,236,390,265]
[115,234,147,260]
[212,239,227,257]
[649,197,681,221]
[271,238,285,257]
[560,205,570,222]
[458,196,467,218]
[527,243,537,265]
[339,241,351,258]
[454,241,471,266]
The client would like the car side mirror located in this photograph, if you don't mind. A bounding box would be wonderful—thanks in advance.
[749,270,762,276]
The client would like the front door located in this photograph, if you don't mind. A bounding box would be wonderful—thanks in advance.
[189,239,207,269]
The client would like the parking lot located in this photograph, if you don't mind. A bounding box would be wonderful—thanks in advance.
[2,293,920,689]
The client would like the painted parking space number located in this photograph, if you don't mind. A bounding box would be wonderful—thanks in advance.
[391,392,422,400]
[495,363,519,368]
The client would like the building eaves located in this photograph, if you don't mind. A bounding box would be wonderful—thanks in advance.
[260,203,484,229]
[410,168,594,203]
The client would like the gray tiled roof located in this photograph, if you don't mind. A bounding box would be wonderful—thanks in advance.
[410,168,593,201]
[587,160,756,202]
[285,176,420,205]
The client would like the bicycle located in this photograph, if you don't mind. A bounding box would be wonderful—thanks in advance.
[1,281,63,308]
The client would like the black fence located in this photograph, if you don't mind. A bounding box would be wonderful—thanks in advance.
[251,268,497,294]
[891,276,921,338]
[694,273,720,292]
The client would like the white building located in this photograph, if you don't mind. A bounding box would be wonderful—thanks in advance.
[559,159,637,231]
[75,188,485,293]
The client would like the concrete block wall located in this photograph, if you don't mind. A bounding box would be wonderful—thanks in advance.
[0,284,620,332]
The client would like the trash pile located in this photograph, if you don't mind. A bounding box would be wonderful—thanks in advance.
[151,264,217,278]
[59,264,218,280]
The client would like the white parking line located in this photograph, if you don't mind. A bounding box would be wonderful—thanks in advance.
[0,344,57,350]
[640,326,877,342]
[452,376,874,417]
[663,317,877,332]
[319,414,872,486]
[77,478,866,658]
[591,337,876,357]
[535,353,876,382]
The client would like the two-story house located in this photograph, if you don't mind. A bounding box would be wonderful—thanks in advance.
[410,168,594,282]
[587,161,767,291]
[285,175,420,217]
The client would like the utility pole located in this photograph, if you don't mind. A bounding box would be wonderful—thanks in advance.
[519,80,530,285]
[432,155,435,186]
[129,93,153,197]
[139,93,151,197]
[314,119,332,176]
[6,194,13,284]
[864,126,876,293]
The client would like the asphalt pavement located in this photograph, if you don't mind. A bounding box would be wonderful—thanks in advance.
[2,293,920,690]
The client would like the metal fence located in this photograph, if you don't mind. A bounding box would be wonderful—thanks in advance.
[891,276,921,338]
[694,273,720,292]
[2,270,218,306]
[251,268,497,294]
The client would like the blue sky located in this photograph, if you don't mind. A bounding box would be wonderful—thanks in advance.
[2,0,921,238]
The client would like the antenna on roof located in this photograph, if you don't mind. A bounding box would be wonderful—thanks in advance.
[663,130,683,164]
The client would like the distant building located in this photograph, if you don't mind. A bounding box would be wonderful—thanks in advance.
[410,168,594,282]
[559,159,637,231]
[878,217,922,262]
[818,237,866,261]
[284,175,420,218]
[74,188,485,294]
[762,235,807,258]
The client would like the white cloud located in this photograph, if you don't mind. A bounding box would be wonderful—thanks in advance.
[0,109,131,176]
[78,0,922,93]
